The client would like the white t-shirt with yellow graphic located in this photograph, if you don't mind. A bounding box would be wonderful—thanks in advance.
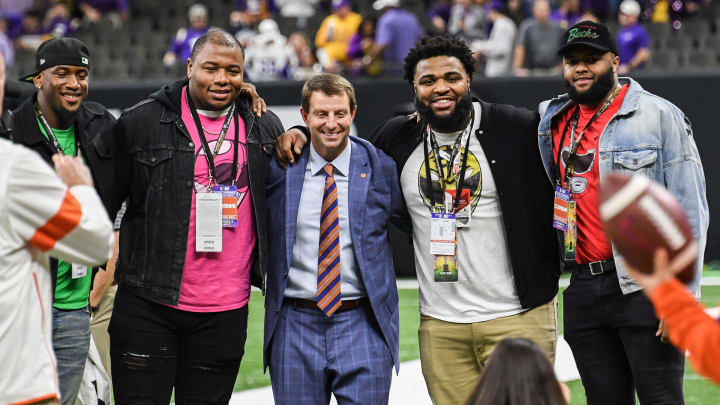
[400,102,524,323]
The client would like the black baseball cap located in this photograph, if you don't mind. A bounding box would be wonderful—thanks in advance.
[557,20,619,56]
[19,37,91,82]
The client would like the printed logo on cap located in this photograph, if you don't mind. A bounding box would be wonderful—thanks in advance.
[40,58,46,65]
[82,57,88,64]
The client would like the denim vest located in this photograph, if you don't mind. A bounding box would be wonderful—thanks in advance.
[537,77,708,296]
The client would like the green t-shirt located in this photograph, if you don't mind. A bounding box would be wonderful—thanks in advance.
[37,118,92,309]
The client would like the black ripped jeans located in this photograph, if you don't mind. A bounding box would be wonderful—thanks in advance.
[109,287,248,404]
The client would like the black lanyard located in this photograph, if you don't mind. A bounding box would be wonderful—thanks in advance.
[422,110,475,212]
[554,85,622,187]
[34,101,78,156]
[186,92,239,186]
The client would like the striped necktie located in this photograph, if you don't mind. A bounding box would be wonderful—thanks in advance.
[317,163,341,316]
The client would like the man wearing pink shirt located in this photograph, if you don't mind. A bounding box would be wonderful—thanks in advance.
[109,29,283,403]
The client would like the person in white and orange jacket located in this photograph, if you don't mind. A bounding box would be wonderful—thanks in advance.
[0,139,114,404]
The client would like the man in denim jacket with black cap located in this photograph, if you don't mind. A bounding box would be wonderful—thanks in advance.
[538,20,708,404]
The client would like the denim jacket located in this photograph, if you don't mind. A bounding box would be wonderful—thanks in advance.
[537,77,709,296]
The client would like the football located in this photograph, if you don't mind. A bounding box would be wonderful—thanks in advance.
[599,173,695,284]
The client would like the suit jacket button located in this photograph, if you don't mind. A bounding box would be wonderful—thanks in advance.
[186,180,192,188]
[189,142,194,148]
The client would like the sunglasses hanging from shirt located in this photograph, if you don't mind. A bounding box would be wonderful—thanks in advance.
[552,84,622,261]
[186,92,241,253]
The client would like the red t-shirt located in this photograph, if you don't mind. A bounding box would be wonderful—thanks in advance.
[552,84,629,263]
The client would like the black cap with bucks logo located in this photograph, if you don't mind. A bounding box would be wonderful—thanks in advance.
[557,20,619,56]
[19,37,91,82]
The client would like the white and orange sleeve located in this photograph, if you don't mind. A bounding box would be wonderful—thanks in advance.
[7,147,114,266]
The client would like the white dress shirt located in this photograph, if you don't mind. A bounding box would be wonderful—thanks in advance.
[284,139,366,300]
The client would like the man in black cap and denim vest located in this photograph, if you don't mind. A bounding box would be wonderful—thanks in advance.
[12,37,116,405]
[537,21,707,404]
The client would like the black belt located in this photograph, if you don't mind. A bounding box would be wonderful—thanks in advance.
[574,259,616,276]
[285,297,367,313]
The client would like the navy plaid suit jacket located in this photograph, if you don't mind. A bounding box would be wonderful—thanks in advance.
[263,136,408,373]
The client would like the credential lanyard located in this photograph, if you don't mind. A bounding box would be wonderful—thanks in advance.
[34,102,78,156]
[186,92,239,186]
[422,110,475,212]
[554,85,622,187]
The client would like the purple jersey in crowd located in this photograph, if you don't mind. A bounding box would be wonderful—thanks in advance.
[169,26,211,62]
[375,8,424,64]
[617,23,649,66]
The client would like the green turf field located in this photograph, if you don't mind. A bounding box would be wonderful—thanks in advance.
[234,285,720,404]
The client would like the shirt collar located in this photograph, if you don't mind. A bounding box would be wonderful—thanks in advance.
[196,105,232,118]
[309,138,352,177]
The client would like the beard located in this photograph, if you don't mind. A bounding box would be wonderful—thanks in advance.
[57,104,79,123]
[49,95,82,125]
[564,67,615,105]
[415,93,474,133]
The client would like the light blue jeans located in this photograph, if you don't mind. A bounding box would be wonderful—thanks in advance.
[52,307,91,405]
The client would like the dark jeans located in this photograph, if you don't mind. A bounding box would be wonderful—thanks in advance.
[109,287,248,405]
[564,270,685,405]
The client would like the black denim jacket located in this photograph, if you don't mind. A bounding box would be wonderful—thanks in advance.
[112,79,282,304]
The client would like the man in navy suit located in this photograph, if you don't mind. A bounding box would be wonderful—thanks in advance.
[264,73,409,404]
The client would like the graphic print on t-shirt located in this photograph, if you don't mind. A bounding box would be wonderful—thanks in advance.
[193,138,250,207]
[418,144,482,213]
[559,147,596,196]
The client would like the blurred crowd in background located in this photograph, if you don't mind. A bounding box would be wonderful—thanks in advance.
[1,0,718,82]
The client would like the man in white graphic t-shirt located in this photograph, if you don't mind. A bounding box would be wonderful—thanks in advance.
[368,34,561,405]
